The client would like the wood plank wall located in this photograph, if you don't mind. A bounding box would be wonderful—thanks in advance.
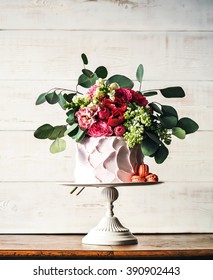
[0,0,212,233]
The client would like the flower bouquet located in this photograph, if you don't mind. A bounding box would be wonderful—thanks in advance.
[34,53,198,167]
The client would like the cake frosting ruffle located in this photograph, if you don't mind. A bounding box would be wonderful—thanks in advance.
[74,136,144,183]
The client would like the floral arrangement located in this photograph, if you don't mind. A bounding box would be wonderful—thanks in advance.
[34,53,198,164]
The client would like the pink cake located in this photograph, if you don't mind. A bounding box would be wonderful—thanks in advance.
[74,136,144,183]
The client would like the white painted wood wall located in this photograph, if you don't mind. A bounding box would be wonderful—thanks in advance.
[0,0,212,233]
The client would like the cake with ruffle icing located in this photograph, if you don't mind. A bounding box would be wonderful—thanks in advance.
[74,136,144,183]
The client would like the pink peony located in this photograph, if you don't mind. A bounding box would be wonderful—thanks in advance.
[87,121,113,137]
[98,107,111,120]
[114,125,126,136]
[75,107,97,130]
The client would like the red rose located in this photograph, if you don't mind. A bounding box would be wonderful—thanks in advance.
[114,125,126,136]
[87,121,113,137]
[132,92,148,107]
[102,98,116,110]
[108,109,124,127]
[115,88,133,104]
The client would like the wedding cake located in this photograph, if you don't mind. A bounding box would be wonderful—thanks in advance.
[74,136,144,183]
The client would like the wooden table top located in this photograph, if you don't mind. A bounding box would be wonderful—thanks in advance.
[0,234,212,259]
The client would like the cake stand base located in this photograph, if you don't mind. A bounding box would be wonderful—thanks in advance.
[82,217,137,245]
[82,186,138,246]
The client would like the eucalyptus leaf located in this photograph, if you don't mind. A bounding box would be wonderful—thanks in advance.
[82,69,94,78]
[172,127,186,139]
[78,73,98,88]
[72,127,86,142]
[63,93,76,102]
[107,75,134,89]
[142,91,158,97]
[95,66,108,79]
[177,117,199,134]
[136,64,144,83]
[149,102,163,114]
[48,125,66,140]
[34,124,53,139]
[58,93,67,110]
[145,131,161,144]
[66,112,75,124]
[81,53,88,65]
[160,87,185,98]
[64,123,78,136]
[141,138,159,156]
[159,115,178,129]
[154,144,169,164]
[35,92,48,105]
[45,92,59,104]
[162,105,178,118]
[49,138,66,154]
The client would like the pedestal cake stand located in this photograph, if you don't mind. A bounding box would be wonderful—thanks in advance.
[64,182,161,246]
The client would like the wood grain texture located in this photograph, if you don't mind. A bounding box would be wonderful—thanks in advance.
[0,0,212,31]
[0,234,212,258]
[0,80,211,130]
[0,31,212,81]
[0,182,212,233]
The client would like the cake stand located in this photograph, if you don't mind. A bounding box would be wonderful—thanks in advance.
[64,182,161,246]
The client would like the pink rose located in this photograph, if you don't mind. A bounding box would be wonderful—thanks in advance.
[98,107,111,120]
[75,107,97,130]
[114,125,126,136]
[87,121,113,137]
[132,91,148,107]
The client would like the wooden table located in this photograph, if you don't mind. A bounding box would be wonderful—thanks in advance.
[0,234,212,259]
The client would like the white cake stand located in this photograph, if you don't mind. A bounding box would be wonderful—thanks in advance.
[64,182,161,246]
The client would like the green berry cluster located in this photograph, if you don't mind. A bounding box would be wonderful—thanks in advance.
[123,105,152,148]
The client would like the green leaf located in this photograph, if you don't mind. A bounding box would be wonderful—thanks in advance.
[35,92,48,105]
[159,115,178,129]
[72,127,86,142]
[154,144,169,164]
[177,117,199,134]
[136,64,144,83]
[142,91,158,97]
[48,125,66,140]
[145,131,161,144]
[82,69,94,78]
[172,127,186,139]
[107,75,134,89]
[95,66,108,79]
[64,123,79,136]
[78,73,98,88]
[141,138,159,156]
[58,93,67,110]
[161,105,178,118]
[150,102,163,114]
[160,87,185,98]
[34,124,53,139]
[45,92,59,104]
[81,53,88,65]
[66,112,75,124]
[49,138,66,154]
[63,93,76,102]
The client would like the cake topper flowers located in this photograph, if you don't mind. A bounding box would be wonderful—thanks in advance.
[34,53,198,164]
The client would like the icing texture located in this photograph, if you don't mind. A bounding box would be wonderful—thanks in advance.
[74,137,144,183]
